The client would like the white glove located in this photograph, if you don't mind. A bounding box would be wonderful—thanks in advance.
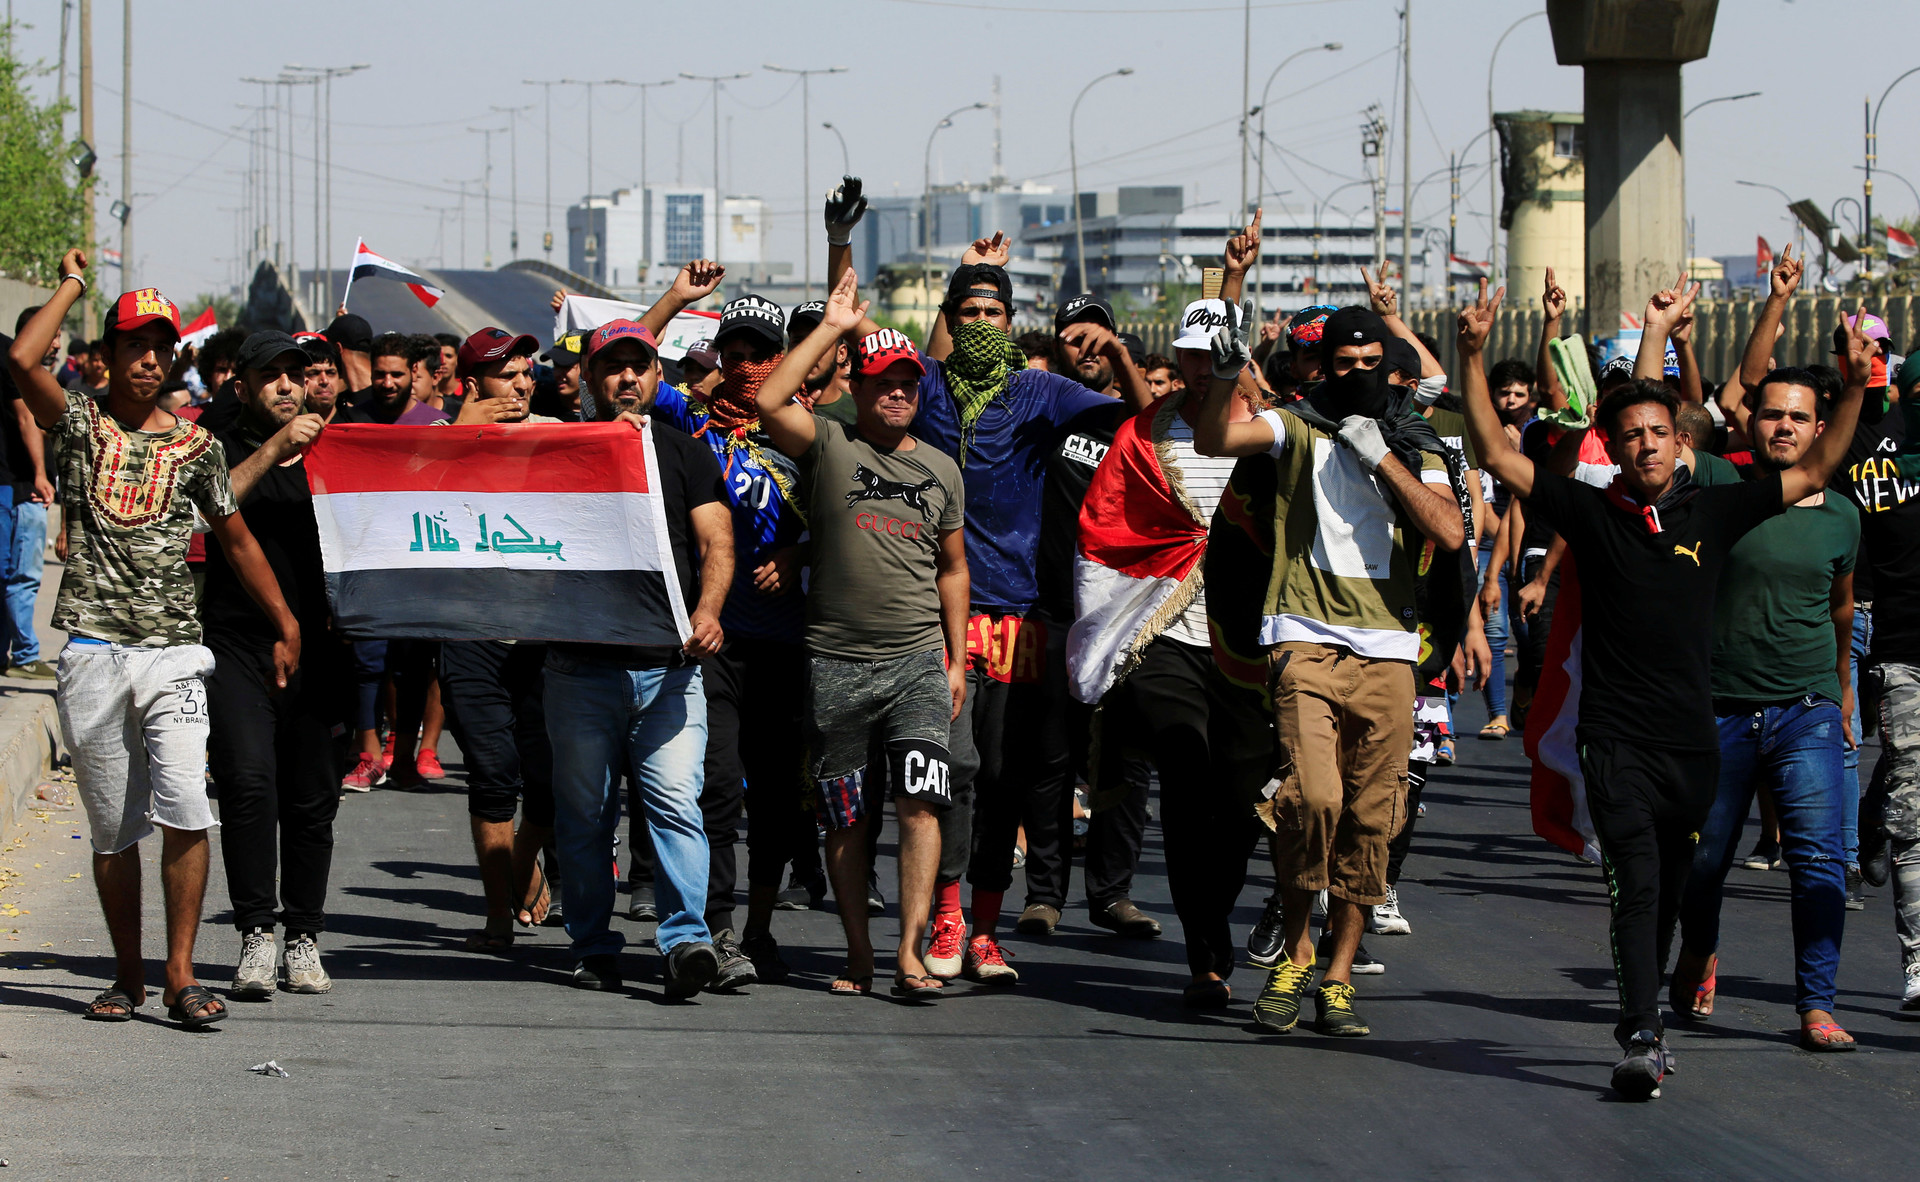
[1412,374,1447,407]
[1208,297,1255,381]
[1337,414,1391,472]
[824,175,867,247]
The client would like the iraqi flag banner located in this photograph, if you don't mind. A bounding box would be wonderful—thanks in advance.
[180,306,219,350]
[345,238,446,308]
[1065,399,1208,705]
[302,423,689,645]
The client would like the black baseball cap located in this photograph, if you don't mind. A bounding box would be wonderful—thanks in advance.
[235,330,310,373]
[945,263,1012,311]
[787,299,828,346]
[324,312,373,354]
[541,330,585,367]
[1055,293,1116,333]
[1117,331,1146,369]
[714,294,786,350]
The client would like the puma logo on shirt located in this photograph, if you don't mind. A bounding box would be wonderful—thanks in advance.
[1673,541,1702,566]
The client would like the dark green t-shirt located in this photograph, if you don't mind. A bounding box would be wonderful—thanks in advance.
[1690,450,1741,487]
[1421,406,1479,469]
[1710,478,1858,703]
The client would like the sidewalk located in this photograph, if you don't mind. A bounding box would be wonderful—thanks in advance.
[0,548,66,837]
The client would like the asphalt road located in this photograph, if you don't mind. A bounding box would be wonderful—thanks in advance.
[1,688,1916,1180]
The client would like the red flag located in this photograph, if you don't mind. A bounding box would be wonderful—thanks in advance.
[1757,236,1773,282]
[179,306,218,349]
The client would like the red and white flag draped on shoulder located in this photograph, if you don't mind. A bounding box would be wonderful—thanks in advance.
[301,423,690,645]
[1066,397,1209,704]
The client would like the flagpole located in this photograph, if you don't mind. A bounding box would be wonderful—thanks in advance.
[340,236,362,308]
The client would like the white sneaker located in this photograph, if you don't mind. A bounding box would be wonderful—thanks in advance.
[231,928,276,1000]
[1903,962,1920,1012]
[282,933,333,994]
[1311,889,1328,921]
[1369,886,1411,935]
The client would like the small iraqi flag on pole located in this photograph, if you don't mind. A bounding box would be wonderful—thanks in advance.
[343,238,445,308]
[1886,224,1917,261]
[302,422,689,645]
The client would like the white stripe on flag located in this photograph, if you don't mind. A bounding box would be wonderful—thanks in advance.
[313,491,668,573]
[1066,555,1182,704]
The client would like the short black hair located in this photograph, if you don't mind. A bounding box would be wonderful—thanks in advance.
[407,334,443,369]
[1748,365,1832,422]
[1014,330,1052,361]
[1803,364,1844,401]
[1600,379,1679,437]
[14,305,40,333]
[1141,352,1175,375]
[369,332,412,365]
[1414,330,1442,360]
[1673,400,1714,446]
[433,332,461,350]
[1487,358,1536,391]
[198,328,245,378]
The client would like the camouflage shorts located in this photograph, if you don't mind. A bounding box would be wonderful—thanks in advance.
[1873,662,1920,843]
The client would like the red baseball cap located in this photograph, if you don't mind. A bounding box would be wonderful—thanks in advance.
[583,319,659,365]
[456,325,539,379]
[108,288,183,339]
[854,328,925,378]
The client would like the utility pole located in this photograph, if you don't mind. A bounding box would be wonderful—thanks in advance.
[119,0,130,289]
[1239,0,1251,219]
[680,71,750,210]
[523,80,559,260]
[766,64,847,298]
[79,0,93,334]
[1363,105,1387,270]
[445,180,472,269]
[491,105,532,261]
[287,64,368,310]
[467,124,501,268]
[1400,1,1412,296]
[57,0,70,119]
[604,80,674,280]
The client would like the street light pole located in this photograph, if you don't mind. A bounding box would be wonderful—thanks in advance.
[467,125,503,268]
[1070,68,1133,298]
[679,72,751,211]
[1868,68,1920,289]
[491,104,533,261]
[1487,9,1545,289]
[1252,42,1341,319]
[1312,178,1372,295]
[923,101,989,336]
[602,81,673,280]
[767,64,849,298]
[523,80,559,260]
[822,122,850,174]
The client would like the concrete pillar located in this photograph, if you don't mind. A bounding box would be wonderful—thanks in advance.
[1548,0,1718,342]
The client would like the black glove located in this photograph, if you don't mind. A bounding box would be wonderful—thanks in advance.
[825,176,867,246]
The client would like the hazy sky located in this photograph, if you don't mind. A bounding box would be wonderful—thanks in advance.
[4,0,1899,302]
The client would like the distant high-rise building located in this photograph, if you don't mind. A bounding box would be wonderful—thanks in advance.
[566,186,768,292]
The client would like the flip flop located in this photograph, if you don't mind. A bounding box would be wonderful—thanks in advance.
[517,860,551,927]
[1670,953,1716,1020]
[82,986,138,1022]
[891,973,944,999]
[1478,721,1510,740]
[165,983,228,1029]
[1800,1021,1857,1053]
[828,974,873,996]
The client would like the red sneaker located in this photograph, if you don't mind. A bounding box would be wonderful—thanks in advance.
[375,732,396,776]
[926,912,967,978]
[340,753,384,793]
[964,934,1019,985]
[417,750,446,780]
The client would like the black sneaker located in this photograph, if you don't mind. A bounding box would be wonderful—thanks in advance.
[1846,864,1866,912]
[665,941,719,999]
[741,931,790,983]
[1611,1030,1673,1100]
[866,872,885,916]
[710,929,758,990]
[627,884,658,923]
[1316,928,1385,974]
[1860,810,1891,887]
[572,954,623,992]
[775,870,825,911]
[1246,894,1285,969]
[1250,956,1317,1034]
[1314,980,1371,1036]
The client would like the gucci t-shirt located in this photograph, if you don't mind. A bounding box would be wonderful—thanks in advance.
[54,391,238,646]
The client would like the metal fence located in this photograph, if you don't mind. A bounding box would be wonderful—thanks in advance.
[1124,296,1920,382]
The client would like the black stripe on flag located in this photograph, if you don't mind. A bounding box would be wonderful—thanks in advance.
[325,568,683,646]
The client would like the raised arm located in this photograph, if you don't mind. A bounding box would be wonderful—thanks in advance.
[1193,302,1279,456]
[1364,265,1443,378]
[1635,270,1697,384]
[823,175,881,340]
[641,259,726,339]
[1536,267,1568,412]
[755,268,869,458]
[1460,281,1533,499]
[1669,303,1705,405]
[1742,245,1802,391]
[6,249,89,428]
[1059,318,1150,413]
[1786,307,1871,503]
[228,414,324,503]
[1221,208,1261,305]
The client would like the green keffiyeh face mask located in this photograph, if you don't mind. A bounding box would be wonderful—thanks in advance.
[946,318,1025,447]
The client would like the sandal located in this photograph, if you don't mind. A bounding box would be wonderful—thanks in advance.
[464,928,516,953]
[1478,719,1510,740]
[1182,978,1232,1009]
[1800,1021,1857,1053]
[1669,952,1716,1020]
[517,861,551,927]
[165,983,228,1029]
[891,973,944,999]
[828,974,873,996]
[82,985,139,1022]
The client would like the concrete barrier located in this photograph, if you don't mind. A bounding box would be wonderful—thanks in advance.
[0,688,62,837]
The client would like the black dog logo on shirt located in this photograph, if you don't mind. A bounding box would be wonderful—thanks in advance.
[846,465,940,517]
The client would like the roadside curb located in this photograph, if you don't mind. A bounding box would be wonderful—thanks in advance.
[0,689,62,837]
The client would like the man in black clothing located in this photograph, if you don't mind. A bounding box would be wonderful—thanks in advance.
[203,331,339,1000]
[323,312,373,398]
[1459,282,1870,1099]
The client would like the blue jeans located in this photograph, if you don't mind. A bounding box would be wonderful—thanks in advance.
[1475,542,1509,720]
[1681,697,1848,1013]
[0,489,25,665]
[1843,605,1871,866]
[544,654,711,960]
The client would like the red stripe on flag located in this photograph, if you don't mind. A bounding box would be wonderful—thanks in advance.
[406,283,441,308]
[303,422,653,495]
[1524,552,1588,858]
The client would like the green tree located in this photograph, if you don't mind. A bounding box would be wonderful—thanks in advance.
[0,28,87,287]
[185,292,242,328]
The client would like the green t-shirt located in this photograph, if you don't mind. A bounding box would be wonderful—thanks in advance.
[1254,407,1451,663]
[814,391,858,425]
[1689,450,1741,487]
[799,413,963,661]
[1710,482,1858,703]
[1420,406,1479,470]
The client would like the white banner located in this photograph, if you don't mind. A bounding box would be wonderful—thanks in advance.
[555,295,721,363]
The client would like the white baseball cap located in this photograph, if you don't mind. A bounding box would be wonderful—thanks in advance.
[1172,298,1231,351]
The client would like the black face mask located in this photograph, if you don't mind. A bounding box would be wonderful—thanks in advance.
[1315,359,1393,420]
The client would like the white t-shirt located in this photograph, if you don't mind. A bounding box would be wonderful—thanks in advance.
[1161,416,1238,648]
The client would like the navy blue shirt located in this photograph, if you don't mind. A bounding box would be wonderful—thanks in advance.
[909,350,1112,613]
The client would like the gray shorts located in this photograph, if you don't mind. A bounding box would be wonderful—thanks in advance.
[806,649,954,829]
[57,640,218,854]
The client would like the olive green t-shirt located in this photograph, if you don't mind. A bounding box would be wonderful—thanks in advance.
[1710,479,1858,703]
[800,414,963,661]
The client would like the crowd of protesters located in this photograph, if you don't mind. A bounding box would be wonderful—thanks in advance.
[6,174,1920,1102]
